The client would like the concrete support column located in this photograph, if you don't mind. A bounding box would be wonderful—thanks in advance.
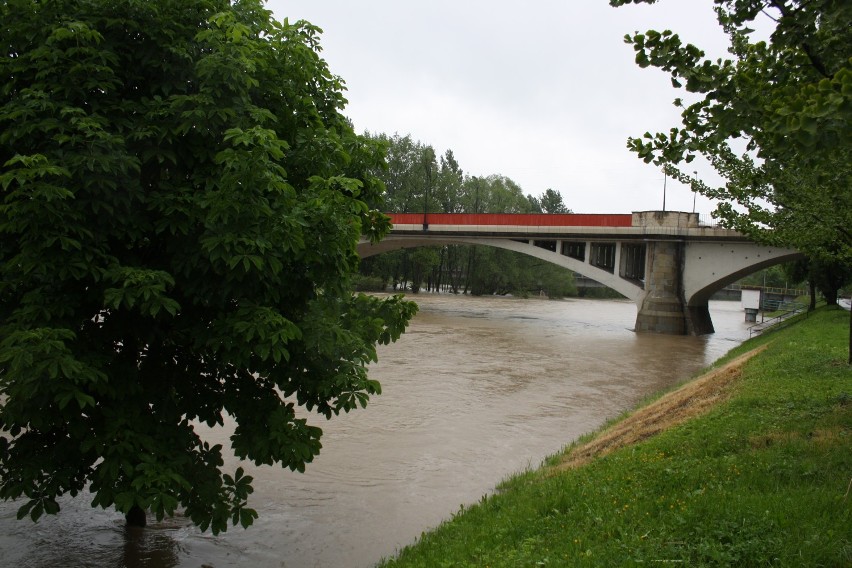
[635,240,688,334]
[686,304,714,335]
[613,242,622,278]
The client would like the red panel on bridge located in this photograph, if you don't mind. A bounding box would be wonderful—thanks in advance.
[387,213,633,227]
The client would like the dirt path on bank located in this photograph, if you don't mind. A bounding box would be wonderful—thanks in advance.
[554,345,768,471]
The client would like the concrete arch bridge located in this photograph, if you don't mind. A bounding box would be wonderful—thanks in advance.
[357,211,802,335]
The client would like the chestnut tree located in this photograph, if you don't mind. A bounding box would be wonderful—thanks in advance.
[0,0,416,532]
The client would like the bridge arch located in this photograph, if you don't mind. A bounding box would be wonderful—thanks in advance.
[357,235,644,302]
[683,242,805,307]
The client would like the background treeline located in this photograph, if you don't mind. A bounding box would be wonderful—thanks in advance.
[356,133,587,298]
[358,133,850,303]
[737,259,851,309]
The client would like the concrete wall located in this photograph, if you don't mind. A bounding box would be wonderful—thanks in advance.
[632,210,700,229]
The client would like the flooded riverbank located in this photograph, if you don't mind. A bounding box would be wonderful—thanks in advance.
[0,295,751,567]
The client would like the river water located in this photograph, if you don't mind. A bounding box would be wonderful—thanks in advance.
[0,296,751,568]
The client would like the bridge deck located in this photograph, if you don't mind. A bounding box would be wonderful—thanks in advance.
[387,213,745,242]
[391,213,633,227]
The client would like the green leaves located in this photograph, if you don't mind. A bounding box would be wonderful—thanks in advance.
[613,0,851,264]
[0,327,105,398]
[0,154,70,191]
[0,0,417,535]
[210,304,302,364]
[16,496,61,522]
[103,267,180,317]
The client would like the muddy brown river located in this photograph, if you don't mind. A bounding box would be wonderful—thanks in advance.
[0,295,751,567]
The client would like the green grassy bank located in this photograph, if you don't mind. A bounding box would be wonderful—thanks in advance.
[379,308,852,567]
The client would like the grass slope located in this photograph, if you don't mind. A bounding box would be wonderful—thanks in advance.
[379,308,852,567]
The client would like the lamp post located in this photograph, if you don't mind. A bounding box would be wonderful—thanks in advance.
[423,151,432,231]
[692,171,698,213]
[423,183,429,230]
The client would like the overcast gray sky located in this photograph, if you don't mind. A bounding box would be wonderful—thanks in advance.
[268,1,736,214]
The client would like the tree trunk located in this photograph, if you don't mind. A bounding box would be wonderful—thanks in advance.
[463,247,476,295]
[402,252,410,292]
[435,247,445,291]
[824,285,838,305]
[449,246,462,293]
[125,505,147,528]
[809,277,816,311]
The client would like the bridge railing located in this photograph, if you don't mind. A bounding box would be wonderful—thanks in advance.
[697,214,721,227]
[387,213,633,227]
[748,301,812,337]
[732,284,808,298]
[386,212,740,239]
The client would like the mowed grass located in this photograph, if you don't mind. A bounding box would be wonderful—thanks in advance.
[378,308,852,567]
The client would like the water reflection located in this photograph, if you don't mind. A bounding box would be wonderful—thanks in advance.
[122,524,181,568]
[0,494,187,568]
[0,296,750,567]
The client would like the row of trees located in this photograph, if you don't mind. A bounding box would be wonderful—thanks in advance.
[358,133,580,297]
[371,133,570,216]
[360,245,581,299]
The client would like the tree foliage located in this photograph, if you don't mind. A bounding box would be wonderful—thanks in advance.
[528,188,571,214]
[360,134,577,297]
[610,0,850,263]
[369,133,433,214]
[0,0,417,533]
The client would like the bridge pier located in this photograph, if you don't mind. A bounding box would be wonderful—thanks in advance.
[635,241,687,334]
[634,239,715,335]
[685,304,714,335]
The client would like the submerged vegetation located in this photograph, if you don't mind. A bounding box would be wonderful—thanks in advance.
[379,307,852,566]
